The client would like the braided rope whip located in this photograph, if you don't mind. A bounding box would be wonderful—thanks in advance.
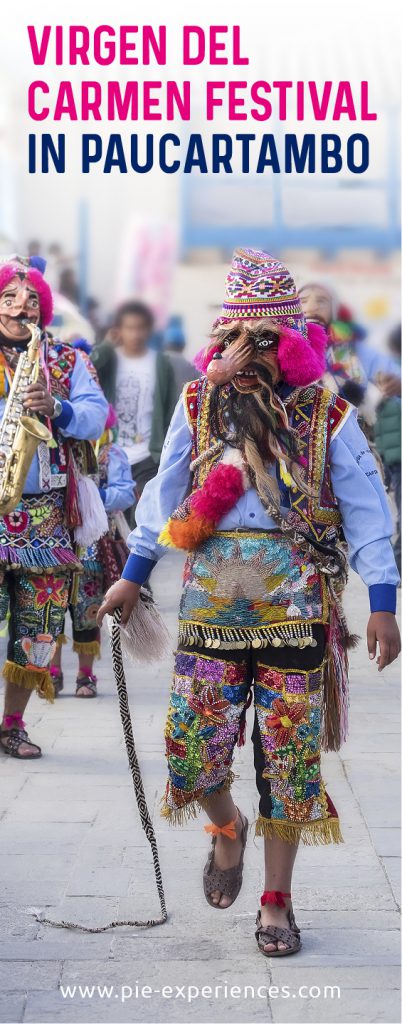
[32,607,168,932]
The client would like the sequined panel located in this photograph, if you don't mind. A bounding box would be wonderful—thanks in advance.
[0,571,69,668]
[163,649,249,815]
[179,532,325,638]
[71,566,103,633]
[254,657,329,826]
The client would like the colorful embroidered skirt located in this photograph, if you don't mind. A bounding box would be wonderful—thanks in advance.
[0,491,80,572]
[178,530,328,650]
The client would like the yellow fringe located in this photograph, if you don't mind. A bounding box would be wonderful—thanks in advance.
[72,639,101,658]
[160,801,200,826]
[56,633,69,648]
[3,660,55,703]
[157,521,174,547]
[255,814,343,846]
[160,770,236,825]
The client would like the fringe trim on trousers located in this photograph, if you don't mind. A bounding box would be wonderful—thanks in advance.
[55,634,69,647]
[160,770,236,826]
[255,813,343,845]
[72,639,101,658]
[3,659,55,703]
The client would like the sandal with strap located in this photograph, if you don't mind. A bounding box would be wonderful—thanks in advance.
[75,667,97,698]
[255,890,301,957]
[0,714,42,760]
[203,807,248,909]
[50,666,64,697]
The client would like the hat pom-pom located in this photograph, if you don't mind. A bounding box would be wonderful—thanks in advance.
[29,255,47,276]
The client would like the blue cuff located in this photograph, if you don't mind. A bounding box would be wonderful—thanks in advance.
[99,487,107,504]
[369,584,397,614]
[52,399,74,430]
[122,553,156,585]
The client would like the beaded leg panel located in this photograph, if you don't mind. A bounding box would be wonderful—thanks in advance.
[2,571,70,701]
[161,645,251,824]
[252,627,342,845]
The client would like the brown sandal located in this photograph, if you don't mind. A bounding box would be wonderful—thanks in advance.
[203,808,248,909]
[75,668,97,698]
[255,890,301,957]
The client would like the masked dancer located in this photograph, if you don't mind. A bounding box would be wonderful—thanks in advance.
[99,249,400,957]
[0,255,108,759]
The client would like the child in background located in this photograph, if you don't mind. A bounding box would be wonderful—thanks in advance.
[92,301,176,527]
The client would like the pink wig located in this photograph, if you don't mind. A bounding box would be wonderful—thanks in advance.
[0,264,53,327]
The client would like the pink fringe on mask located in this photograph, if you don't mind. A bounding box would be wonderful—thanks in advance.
[306,320,328,359]
[277,323,326,386]
[0,265,53,326]
[193,343,223,374]
[191,462,245,521]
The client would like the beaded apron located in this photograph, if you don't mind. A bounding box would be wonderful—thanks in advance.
[0,491,80,572]
[178,530,328,651]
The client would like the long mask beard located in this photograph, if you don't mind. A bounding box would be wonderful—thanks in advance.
[209,360,305,505]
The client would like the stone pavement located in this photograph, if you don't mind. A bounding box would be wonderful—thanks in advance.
[0,552,400,1024]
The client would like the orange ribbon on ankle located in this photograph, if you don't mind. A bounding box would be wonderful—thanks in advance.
[204,818,237,840]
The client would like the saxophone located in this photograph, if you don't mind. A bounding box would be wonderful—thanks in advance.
[0,321,52,515]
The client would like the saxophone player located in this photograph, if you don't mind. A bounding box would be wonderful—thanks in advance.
[0,255,108,759]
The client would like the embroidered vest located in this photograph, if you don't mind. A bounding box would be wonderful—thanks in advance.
[182,377,352,546]
[0,341,97,496]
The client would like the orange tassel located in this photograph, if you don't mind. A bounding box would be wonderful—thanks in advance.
[167,511,214,551]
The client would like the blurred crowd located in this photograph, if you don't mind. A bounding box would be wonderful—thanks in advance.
[27,238,402,574]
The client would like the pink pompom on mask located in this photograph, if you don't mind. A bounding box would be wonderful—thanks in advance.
[193,343,222,374]
[277,322,327,386]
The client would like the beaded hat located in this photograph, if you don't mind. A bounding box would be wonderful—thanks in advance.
[194,247,327,386]
[216,247,307,337]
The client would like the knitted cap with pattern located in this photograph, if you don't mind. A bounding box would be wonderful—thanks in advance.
[216,248,306,336]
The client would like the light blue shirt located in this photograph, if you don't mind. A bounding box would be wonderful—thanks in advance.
[355,341,400,386]
[123,394,400,610]
[0,349,109,494]
[101,444,135,514]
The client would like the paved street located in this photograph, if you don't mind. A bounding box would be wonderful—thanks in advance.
[0,552,400,1024]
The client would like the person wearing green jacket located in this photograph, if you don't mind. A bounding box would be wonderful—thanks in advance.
[374,325,401,573]
[92,301,177,527]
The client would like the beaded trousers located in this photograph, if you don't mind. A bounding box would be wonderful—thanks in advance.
[162,626,342,845]
[0,569,70,701]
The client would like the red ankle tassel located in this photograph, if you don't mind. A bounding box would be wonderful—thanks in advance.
[261,890,291,908]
